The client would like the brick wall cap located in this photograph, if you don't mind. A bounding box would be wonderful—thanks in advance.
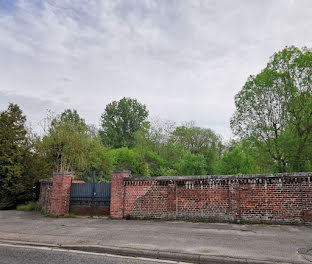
[124,172,312,181]
[53,172,73,176]
[112,170,131,174]
[39,178,53,183]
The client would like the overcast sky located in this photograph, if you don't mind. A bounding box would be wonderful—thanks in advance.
[0,0,311,138]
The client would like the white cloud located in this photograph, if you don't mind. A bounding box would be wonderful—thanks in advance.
[0,0,312,139]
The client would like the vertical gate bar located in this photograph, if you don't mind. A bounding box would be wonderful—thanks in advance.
[91,172,95,218]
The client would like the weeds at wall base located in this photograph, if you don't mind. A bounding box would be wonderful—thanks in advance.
[63,213,78,218]
[123,214,309,226]
[43,213,60,218]
[17,201,41,212]
[42,213,79,218]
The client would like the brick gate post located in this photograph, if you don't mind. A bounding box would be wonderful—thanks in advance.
[49,172,72,215]
[110,170,131,219]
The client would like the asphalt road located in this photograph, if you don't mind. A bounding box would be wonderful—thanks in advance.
[1,211,312,263]
[0,244,181,264]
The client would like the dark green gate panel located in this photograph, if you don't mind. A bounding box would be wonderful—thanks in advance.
[70,182,111,216]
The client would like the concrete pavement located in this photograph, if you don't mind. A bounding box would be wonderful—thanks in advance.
[0,210,312,264]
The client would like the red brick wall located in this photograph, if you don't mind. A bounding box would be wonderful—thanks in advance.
[114,173,312,223]
[176,180,229,220]
[49,173,72,215]
[110,171,131,218]
[124,182,175,218]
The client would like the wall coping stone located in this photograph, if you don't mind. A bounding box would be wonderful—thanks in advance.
[124,172,312,181]
[39,178,53,183]
[53,172,73,176]
[112,170,131,174]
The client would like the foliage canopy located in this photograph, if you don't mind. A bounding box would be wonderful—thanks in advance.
[100,97,149,148]
[231,46,312,172]
[0,104,48,209]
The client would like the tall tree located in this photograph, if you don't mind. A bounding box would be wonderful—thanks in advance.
[0,104,45,208]
[0,104,27,208]
[231,46,312,172]
[58,109,89,133]
[100,97,149,148]
[40,109,113,180]
[170,122,222,174]
[40,109,90,173]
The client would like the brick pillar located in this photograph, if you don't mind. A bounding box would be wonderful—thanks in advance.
[110,170,131,219]
[49,172,72,215]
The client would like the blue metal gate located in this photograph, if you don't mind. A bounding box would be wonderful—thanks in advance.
[70,182,111,216]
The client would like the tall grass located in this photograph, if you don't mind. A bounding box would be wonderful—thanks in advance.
[17,201,40,211]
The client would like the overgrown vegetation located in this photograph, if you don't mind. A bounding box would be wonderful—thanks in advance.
[231,46,312,172]
[17,201,40,211]
[0,104,50,209]
[1,46,312,209]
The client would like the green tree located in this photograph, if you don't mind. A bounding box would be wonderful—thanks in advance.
[176,151,207,175]
[110,147,150,177]
[40,109,113,180]
[0,104,27,208]
[40,110,90,173]
[0,104,48,208]
[133,122,174,176]
[133,119,222,176]
[100,97,149,148]
[170,122,222,174]
[58,109,89,133]
[83,137,113,182]
[133,121,185,176]
[213,141,259,175]
[231,46,312,172]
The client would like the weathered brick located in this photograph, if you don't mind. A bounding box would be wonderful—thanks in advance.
[49,173,72,215]
[110,170,131,219]
[117,173,312,223]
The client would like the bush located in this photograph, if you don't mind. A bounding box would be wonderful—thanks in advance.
[17,201,40,211]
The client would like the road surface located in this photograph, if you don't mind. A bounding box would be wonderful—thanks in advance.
[1,211,312,263]
[0,244,183,264]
